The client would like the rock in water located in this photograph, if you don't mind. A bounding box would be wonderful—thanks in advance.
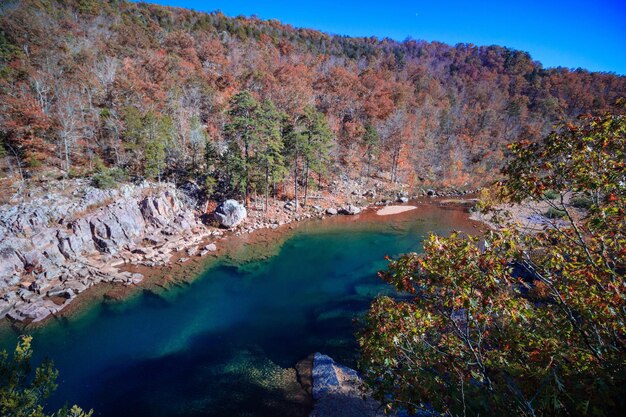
[214,200,247,228]
[311,353,342,399]
[310,353,390,417]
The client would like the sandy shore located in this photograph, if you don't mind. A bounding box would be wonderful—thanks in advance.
[376,205,417,216]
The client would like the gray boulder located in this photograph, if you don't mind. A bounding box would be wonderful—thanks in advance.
[312,353,343,399]
[214,200,247,228]
[204,243,217,252]
[340,205,361,215]
[310,353,389,417]
[283,200,297,212]
[326,207,338,215]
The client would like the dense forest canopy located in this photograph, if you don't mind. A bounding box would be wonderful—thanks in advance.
[0,0,625,192]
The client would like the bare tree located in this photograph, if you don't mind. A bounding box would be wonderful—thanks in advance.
[54,88,82,176]
[94,56,119,98]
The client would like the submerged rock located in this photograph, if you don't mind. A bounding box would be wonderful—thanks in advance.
[214,200,247,228]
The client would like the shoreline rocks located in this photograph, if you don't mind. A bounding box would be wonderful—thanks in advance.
[0,175,476,325]
[0,181,216,324]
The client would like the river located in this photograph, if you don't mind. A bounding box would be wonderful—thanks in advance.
[0,202,478,417]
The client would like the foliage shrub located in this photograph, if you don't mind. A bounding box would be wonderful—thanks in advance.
[91,167,127,189]
[544,207,566,219]
[203,175,217,196]
[542,189,559,200]
[0,336,92,417]
[359,112,626,417]
[27,156,41,168]
[570,195,593,209]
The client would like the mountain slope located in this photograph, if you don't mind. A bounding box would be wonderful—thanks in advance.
[1,0,624,191]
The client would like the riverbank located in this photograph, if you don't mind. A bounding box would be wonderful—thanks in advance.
[1,184,482,332]
[0,194,483,417]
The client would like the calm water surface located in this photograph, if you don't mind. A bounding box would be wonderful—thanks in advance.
[0,204,475,417]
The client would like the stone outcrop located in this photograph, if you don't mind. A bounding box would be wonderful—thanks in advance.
[213,199,247,228]
[309,353,390,417]
[0,181,215,323]
[339,205,362,215]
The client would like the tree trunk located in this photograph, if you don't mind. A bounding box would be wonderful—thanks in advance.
[265,164,269,213]
[304,160,310,207]
[391,148,398,183]
[63,136,71,178]
[244,140,249,206]
[6,144,24,191]
[273,180,277,206]
[293,153,299,212]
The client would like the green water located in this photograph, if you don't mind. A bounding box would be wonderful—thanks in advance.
[0,205,474,416]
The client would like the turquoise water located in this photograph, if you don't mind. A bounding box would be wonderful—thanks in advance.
[0,205,474,417]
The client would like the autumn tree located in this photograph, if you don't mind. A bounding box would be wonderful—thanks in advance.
[1,0,625,190]
[0,86,53,169]
[358,111,626,416]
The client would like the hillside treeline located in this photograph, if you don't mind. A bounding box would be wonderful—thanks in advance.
[1,0,624,194]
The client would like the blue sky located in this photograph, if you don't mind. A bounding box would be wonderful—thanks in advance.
[138,0,626,75]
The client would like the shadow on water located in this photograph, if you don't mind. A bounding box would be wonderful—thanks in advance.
[87,329,313,417]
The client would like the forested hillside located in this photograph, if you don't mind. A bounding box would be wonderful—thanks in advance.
[1,0,625,196]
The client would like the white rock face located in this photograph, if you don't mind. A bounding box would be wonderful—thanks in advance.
[0,181,204,323]
[213,200,247,228]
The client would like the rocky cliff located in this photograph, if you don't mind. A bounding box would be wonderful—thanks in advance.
[0,181,215,323]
